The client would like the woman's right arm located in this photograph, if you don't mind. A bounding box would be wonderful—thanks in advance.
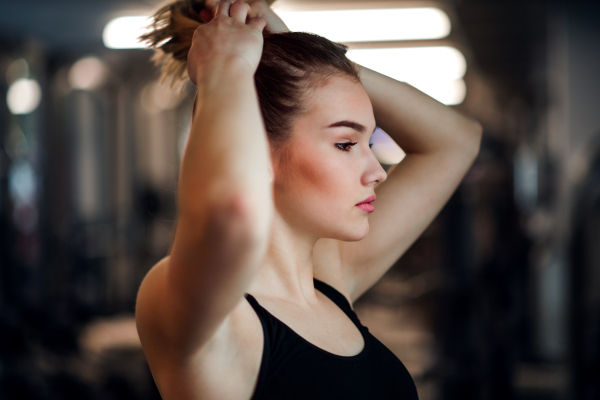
[136,1,272,364]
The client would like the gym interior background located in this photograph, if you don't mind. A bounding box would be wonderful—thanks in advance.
[0,0,599,399]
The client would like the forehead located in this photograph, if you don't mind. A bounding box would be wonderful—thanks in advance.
[299,75,375,130]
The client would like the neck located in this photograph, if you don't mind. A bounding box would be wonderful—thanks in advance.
[247,210,319,303]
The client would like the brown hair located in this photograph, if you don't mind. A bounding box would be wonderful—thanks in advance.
[141,0,360,150]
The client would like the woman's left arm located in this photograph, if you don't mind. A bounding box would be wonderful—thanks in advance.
[339,63,483,302]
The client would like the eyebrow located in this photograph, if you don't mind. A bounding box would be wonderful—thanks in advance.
[327,120,377,134]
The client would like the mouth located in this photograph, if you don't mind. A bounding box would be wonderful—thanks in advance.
[355,195,376,213]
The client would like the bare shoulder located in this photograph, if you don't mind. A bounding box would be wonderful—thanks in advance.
[136,258,265,400]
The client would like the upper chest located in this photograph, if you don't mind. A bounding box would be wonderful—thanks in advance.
[253,290,365,357]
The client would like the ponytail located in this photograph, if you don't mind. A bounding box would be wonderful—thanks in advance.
[141,0,360,150]
[140,0,207,87]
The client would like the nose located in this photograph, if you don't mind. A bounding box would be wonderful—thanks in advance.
[361,147,388,186]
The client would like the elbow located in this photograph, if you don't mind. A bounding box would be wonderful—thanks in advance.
[180,179,273,231]
[471,119,483,137]
[464,118,483,157]
[463,114,483,139]
[201,190,273,245]
[473,120,483,153]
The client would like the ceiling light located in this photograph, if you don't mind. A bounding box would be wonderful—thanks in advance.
[103,16,150,49]
[272,7,450,42]
[346,46,466,81]
[346,47,467,105]
[7,78,42,115]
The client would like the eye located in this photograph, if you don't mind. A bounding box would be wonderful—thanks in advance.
[336,142,358,152]
[369,143,373,149]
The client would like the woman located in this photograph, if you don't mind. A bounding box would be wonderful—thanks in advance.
[135,0,482,399]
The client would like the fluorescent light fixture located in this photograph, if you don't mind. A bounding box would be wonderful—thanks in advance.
[103,16,150,49]
[7,78,42,115]
[346,46,467,105]
[347,47,466,81]
[272,7,450,42]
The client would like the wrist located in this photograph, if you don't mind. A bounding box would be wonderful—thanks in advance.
[196,57,256,95]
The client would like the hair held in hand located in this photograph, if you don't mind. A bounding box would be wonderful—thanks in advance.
[141,0,359,149]
[140,0,208,86]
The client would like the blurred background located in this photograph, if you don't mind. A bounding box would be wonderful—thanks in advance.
[1,0,599,399]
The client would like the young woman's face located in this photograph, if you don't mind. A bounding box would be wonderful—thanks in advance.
[272,75,387,241]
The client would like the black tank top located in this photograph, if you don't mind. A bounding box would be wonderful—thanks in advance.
[244,278,419,400]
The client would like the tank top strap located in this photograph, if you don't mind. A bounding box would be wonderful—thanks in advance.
[243,293,272,400]
[312,278,359,324]
[244,293,275,343]
[244,292,264,314]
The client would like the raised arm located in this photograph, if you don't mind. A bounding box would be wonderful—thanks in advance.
[338,64,483,301]
[136,1,272,364]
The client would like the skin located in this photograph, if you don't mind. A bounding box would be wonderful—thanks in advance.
[272,76,384,242]
[136,1,483,399]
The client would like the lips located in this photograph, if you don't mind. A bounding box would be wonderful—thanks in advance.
[356,195,376,205]
[355,195,376,213]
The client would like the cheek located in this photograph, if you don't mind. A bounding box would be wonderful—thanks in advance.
[274,145,369,240]
[289,146,350,202]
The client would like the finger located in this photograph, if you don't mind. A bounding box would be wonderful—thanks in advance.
[204,0,218,18]
[215,1,232,17]
[248,1,267,15]
[229,0,250,24]
[247,16,267,32]
[199,8,212,23]
[248,1,289,33]
[247,1,265,21]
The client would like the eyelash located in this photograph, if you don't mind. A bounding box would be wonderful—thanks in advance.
[336,142,374,152]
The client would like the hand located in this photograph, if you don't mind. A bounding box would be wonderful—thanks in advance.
[187,1,267,85]
[203,0,289,33]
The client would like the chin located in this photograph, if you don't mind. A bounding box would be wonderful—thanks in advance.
[330,221,370,242]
